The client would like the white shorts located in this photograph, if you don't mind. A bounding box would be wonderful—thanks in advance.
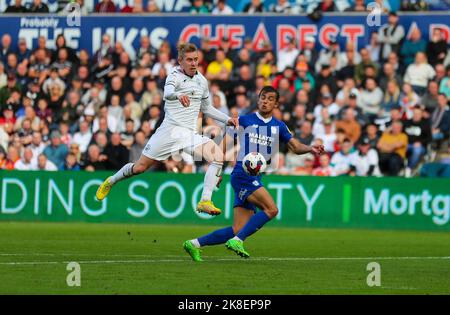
[142,123,211,161]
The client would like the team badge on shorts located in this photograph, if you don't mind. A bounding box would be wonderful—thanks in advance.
[238,189,248,200]
[252,180,259,186]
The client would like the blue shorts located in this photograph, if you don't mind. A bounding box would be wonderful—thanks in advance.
[230,170,263,212]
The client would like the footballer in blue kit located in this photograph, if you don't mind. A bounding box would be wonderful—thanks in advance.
[230,108,294,212]
[183,86,324,261]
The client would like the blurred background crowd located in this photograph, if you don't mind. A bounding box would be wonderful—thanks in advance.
[0,2,449,177]
[2,0,450,14]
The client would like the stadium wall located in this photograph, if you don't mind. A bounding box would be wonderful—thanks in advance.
[1,14,449,60]
[0,171,449,231]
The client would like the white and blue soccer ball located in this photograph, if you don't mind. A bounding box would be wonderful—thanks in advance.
[242,152,267,176]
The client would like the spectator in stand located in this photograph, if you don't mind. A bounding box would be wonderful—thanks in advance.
[403,105,432,176]
[316,37,340,73]
[28,0,49,13]
[380,80,401,118]
[95,0,116,13]
[315,65,338,97]
[17,38,31,66]
[399,82,420,120]
[377,120,408,176]
[299,36,319,72]
[61,152,81,171]
[312,153,336,176]
[431,93,450,145]
[355,48,379,86]
[434,64,446,85]
[403,52,436,96]
[0,72,22,107]
[335,108,362,144]
[0,145,7,169]
[243,0,264,12]
[191,0,210,13]
[365,31,381,64]
[212,0,234,14]
[379,62,403,91]
[36,153,57,171]
[439,66,450,98]
[43,130,69,169]
[313,92,339,122]
[84,144,108,171]
[129,130,146,162]
[350,137,381,177]
[330,138,357,176]
[400,26,426,67]
[297,120,314,146]
[421,81,440,115]
[276,38,299,73]
[206,49,233,81]
[146,0,161,13]
[363,123,380,149]
[292,153,314,175]
[14,147,35,171]
[426,27,448,67]
[103,132,129,170]
[377,11,405,63]
[358,78,383,122]
[270,0,296,13]
[4,0,28,12]
[0,35,13,65]
[93,34,114,67]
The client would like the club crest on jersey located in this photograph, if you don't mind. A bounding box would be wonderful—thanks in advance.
[271,126,277,134]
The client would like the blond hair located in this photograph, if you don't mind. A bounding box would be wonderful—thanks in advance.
[177,42,197,60]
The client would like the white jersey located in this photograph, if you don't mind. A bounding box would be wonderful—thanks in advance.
[162,66,209,131]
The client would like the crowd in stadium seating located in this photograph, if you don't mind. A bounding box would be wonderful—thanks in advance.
[2,0,449,14]
[0,9,449,176]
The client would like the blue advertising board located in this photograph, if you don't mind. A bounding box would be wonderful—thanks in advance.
[0,14,448,60]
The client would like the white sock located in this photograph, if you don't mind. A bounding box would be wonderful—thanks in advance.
[190,239,201,248]
[201,161,223,201]
[232,236,242,241]
[110,163,135,185]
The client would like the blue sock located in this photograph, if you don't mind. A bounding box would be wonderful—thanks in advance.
[198,226,234,247]
[237,211,271,241]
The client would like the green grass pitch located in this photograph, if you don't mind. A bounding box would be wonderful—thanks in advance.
[0,221,449,294]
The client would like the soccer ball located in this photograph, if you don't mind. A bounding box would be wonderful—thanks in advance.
[242,152,267,176]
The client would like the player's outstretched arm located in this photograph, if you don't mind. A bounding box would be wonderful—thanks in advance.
[287,138,324,156]
[200,97,238,127]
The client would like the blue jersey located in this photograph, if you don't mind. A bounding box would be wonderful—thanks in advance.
[229,112,293,175]
[228,112,293,211]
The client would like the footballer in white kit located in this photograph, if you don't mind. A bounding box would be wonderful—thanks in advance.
[96,43,239,216]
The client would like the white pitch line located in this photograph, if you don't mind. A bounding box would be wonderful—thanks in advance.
[1,256,450,265]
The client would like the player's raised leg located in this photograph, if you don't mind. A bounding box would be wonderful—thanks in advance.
[193,140,224,215]
[96,155,155,201]
[226,187,278,258]
[183,207,253,262]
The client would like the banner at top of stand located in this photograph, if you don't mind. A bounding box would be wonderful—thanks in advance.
[2,14,449,61]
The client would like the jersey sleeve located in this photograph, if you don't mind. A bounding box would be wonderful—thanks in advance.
[165,72,178,89]
[201,77,209,99]
[279,122,293,144]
